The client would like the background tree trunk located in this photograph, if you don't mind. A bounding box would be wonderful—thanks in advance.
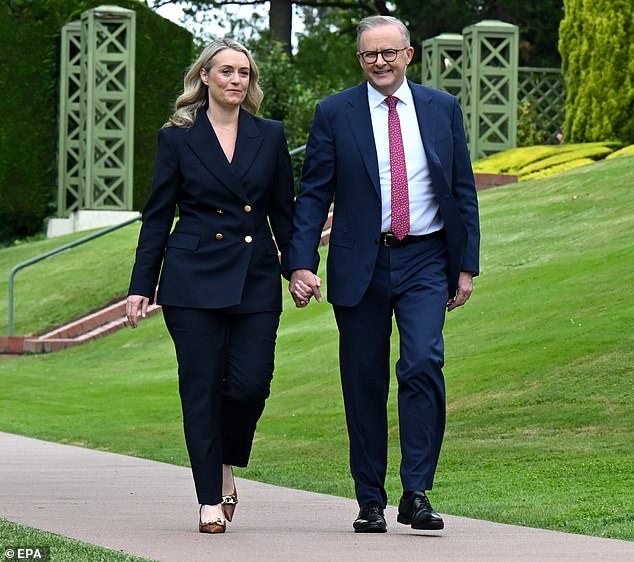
[270,0,292,53]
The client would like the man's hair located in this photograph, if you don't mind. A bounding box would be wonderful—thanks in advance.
[356,16,411,50]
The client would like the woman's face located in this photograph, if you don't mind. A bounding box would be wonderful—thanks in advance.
[201,49,250,109]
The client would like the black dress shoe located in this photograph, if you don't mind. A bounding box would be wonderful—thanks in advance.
[397,491,444,530]
[353,506,387,533]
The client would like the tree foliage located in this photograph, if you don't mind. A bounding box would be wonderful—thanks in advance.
[145,0,387,50]
[293,7,365,92]
[147,0,564,66]
[559,0,634,143]
[247,8,368,188]
[397,0,563,66]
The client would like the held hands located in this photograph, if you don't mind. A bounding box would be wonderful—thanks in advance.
[447,271,474,312]
[289,269,323,308]
[126,295,150,328]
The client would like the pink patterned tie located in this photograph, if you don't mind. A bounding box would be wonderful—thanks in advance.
[386,95,410,240]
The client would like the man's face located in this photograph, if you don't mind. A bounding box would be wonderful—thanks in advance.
[357,24,414,96]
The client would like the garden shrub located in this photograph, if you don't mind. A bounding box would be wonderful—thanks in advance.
[559,0,634,144]
[521,158,595,181]
[606,145,634,160]
[473,142,618,180]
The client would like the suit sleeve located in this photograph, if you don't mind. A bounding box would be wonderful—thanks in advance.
[450,98,480,275]
[286,102,337,273]
[267,123,295,279]
[128,128,179,301]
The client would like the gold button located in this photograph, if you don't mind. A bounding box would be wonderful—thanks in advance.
[215,233,224,240]
[244,235,253,244]
[216,209,224,214]
[244,205,252,213]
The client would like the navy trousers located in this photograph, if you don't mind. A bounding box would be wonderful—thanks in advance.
[162,306,279,505]
[333,235,449,508]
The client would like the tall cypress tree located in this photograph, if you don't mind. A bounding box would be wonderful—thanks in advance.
[559,0,634,143]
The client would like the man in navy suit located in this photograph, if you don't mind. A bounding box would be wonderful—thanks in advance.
[287,16,480,533]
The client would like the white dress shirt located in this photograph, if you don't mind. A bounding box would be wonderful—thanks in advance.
[367,80,444,235]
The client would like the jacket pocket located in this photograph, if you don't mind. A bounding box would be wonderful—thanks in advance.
[166,232,200,251]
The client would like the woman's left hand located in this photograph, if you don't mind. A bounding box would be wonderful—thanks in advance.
[126,295,150,328]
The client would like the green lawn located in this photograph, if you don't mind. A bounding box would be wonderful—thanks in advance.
[0,519,150,562]
[0,224,141,334]
[0,155,632,541]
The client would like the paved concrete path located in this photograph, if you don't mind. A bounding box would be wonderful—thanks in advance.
[1,432,632,561]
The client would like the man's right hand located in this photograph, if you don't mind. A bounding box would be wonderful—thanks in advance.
[289,269,323,308]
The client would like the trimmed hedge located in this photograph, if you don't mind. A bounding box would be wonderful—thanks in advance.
[473,142,619,180]
[606,145,634,160]
[520,158,595,182]
[519,145,613,175]
[0,0,192,243]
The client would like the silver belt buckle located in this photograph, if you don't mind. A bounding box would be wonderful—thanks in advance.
[383,233,397,246]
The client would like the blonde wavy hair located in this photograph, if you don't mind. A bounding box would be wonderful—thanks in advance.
[164,38,263,128]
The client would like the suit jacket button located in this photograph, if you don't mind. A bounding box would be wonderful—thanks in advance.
[244,235,253,243]
[244,205,252,213]
[215,233,224,240]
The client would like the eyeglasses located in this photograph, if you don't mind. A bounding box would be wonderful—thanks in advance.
[358,48,408,64]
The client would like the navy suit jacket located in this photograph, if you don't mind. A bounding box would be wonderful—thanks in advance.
[287,80,480,305]
[129,109,294,312]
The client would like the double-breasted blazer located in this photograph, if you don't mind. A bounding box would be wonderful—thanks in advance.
[128,109,294,313]
[287,80,480,305]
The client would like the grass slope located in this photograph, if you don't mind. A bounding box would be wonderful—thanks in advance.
[0,224,141,334]
[0,156,632,540]
[0,519,150,562]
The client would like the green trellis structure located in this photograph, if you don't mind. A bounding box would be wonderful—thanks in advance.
[422,19,565,160]
[57,5,136,217]
[462,20,518,160]
[421,33,464,98]
[57,20,83,217]
[517,67,565,143]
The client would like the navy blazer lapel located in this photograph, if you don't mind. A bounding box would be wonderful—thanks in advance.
[187,111,249,201]
[409,81,442,170]
[231,109,264,184]
[345,83,381,199]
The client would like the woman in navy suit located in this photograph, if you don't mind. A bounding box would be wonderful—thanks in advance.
[126,38,294,534]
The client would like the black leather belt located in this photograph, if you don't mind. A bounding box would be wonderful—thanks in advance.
[380,230,444,247]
